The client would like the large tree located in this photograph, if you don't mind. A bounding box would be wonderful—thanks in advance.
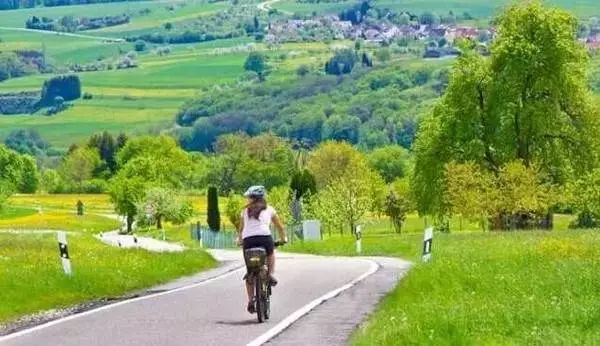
[413,2,600,217]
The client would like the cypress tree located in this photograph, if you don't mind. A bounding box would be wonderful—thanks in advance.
[207,186,221,231]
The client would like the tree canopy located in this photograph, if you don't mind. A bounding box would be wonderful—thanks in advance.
[412,2,600,216]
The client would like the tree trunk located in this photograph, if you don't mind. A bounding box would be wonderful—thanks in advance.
[157,215,163,230]
[126,214,134,233]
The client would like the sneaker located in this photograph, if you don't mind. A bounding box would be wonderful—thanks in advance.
[269,275,278,287]
[247,299,256,314]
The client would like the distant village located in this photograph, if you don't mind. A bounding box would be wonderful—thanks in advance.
[267,14,600,58]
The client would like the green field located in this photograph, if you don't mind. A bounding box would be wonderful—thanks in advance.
[285,230,600,345]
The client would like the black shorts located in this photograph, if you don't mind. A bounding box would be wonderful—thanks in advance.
[243,235,274,256]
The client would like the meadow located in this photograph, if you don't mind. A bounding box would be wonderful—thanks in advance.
[285,230,600,345]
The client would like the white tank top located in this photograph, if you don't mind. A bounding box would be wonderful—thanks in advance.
[241,206,276,239]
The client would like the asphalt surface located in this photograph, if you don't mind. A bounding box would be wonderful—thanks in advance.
[1,251,410,346]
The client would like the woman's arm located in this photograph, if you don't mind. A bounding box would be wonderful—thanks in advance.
[237,215,244,245]
[272,214,288,243]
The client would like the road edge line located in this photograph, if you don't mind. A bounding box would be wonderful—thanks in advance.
[0,264,244,343]
[246,259,380,346]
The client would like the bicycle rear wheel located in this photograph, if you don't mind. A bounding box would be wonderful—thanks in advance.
[255,274,265,323]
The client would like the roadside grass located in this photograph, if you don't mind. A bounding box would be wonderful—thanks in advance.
[286,230,600,345]
[0,211,119,233]
[0,232,216,324]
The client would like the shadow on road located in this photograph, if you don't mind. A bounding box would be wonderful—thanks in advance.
[215,320,257,326]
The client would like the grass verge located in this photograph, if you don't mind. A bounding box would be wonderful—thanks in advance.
[0,232,216,324]
[286,231,600,345]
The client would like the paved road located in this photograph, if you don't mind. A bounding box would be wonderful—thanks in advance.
[1,251,410,346]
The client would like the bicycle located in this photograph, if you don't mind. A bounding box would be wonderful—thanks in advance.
[243,240,285,323]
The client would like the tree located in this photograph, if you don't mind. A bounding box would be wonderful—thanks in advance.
[88,131,119,175]
[322,114,361,143]
[325,49,358,75]
[225,194,244,230]
[207,186,221,231]
[19,155,39,193]
[385,178,412,233]
[164,22,173,30]
[0,180,13,210]
[419,12,439,26]
[59,147,101,191]
[492,161,551,230]
[412,2,600,218]
[134,40,147,52]
[312,168,383,235]
[307,141,367,188]
[268,185,292,226]
[109,175,147,233]
[40,75,81,106]
[244,52,268,81]
[367,145,410,183]
[571,168,600,228]
[207,133,294,192]
[40,169,64,193]
[117,135,192,188]
[4,129,49,156]
[290,169,317,200]
[444,162,495,230]
[137,187,193,230]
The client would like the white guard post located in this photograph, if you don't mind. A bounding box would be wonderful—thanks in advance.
[57,231,72,275]
[355,225,362,254]
[422,227,433,262]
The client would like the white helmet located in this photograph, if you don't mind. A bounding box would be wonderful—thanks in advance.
[244,185,266,198]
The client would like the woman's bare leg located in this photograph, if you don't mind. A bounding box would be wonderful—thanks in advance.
[267,254,275,275]
[245,279,253,302]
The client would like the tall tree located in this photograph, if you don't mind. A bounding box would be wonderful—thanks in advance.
[244,52,268,82]
[207,186,221,231]
[413,2,600,217]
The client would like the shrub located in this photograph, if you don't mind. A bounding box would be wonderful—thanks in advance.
[134,40,147,52]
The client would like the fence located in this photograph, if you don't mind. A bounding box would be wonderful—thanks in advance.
[190,223,302,249]
[190,224,237,249]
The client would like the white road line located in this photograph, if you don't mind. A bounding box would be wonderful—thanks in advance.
[0,265,244,343]
[246,259,380,346]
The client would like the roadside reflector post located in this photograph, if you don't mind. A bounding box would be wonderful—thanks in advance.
[57,231,72,276]
[355,225,362,254]
[422,227,433,262]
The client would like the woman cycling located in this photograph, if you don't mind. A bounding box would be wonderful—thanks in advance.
[237,185,287,314]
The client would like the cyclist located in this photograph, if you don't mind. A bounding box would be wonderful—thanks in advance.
[237,185,287,314]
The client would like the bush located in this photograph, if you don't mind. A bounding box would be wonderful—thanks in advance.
[83,92,93,100]
[134,40,147,52]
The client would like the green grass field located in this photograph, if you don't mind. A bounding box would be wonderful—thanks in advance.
[0,232,216,324]
[285,230,600,345]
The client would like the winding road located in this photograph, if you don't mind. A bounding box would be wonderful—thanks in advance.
[0,250,410,346]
